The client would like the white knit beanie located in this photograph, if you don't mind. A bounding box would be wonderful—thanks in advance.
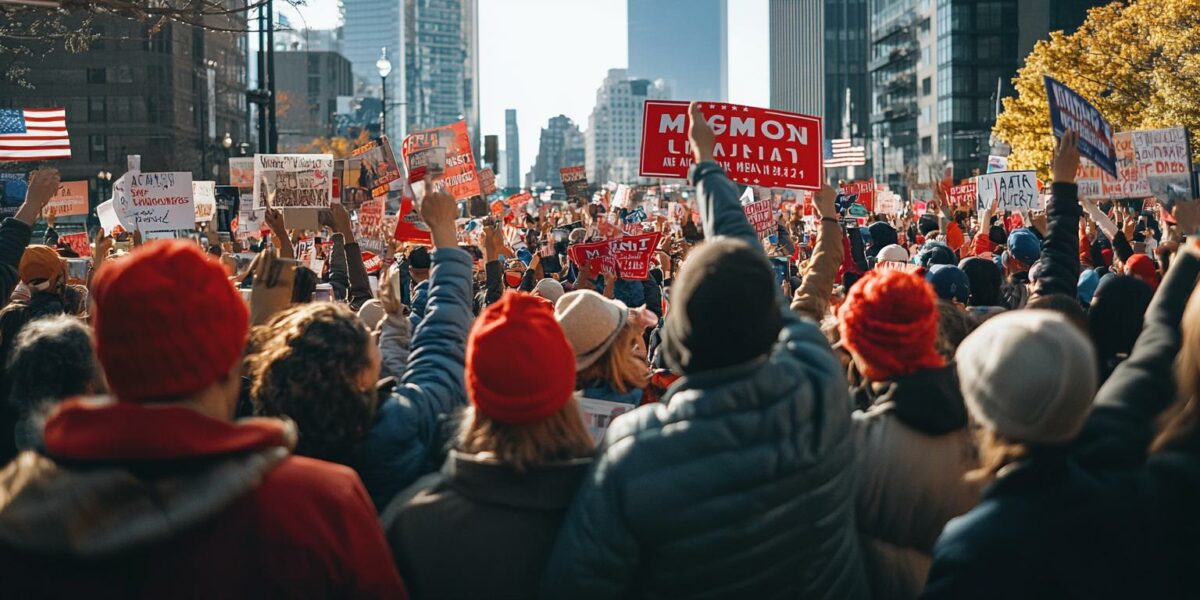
[533,278,565,305]
[955,309,1098,444]
[554,290,628,371]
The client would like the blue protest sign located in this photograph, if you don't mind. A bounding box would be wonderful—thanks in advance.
[1044,76,1118,178]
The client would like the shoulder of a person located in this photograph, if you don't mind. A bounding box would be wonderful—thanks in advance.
[595,403,670,460]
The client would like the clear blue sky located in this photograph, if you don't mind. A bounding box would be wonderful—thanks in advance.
[287,0,769,178]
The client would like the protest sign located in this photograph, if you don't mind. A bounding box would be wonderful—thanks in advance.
[875,191,901,215]
[568,239,617,275]
[253,154,334,209]
[58,232,91,257]
[357,197,386,249]
[839,179,876,212]
[975,171,1039,213]
[1044,76,1118,177]
[742,195,775,239]
[478,167,497,195]
[1101,132,1150,199]
[578,396,633,445]
[45,180,88,217]
[214,185,240,233]
[640,101,823,190]
[229,157,255,188]
[987,155,1008,173]
[394,178,432,245]
[350,135,402,197]
[0,173,27,218]
[192,181,216,223]
[568,232,661,280]
[113,171,194,232]
[97,200,121,233]
[948,182,977,209]
[1131,127,1193,203]
[401,120,482,201]
[236,203,265,241]
[561,165,589,202]
[1075,161,1106,199]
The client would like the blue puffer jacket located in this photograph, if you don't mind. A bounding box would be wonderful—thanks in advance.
[408,279,431,331]
[540,161,868,600]
[353,247,472,511]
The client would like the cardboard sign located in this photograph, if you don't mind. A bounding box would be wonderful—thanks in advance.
[1044,76,1118,177]
[45,181,88,217]
[478,167,497,195]
[1131,127,1193,203]
[401,120,481,201]
[561,165,589,201]
[357,197,385,241]
[568,231,661,280]
[350,135,402,197]
[229,157,255,188]
[59,232,91,257]
[839,179,876,212]
[0,173,27,218]
[113,171,194,232]
[578,396,633,445]
[640,101,823,190]
[237,204,265,241]
[987,155,1008,173]
[1101,132,1151,199]
[948,182,977,209]
[192,181,216,223]
[253,154,335,209]
[975,171,1040,213]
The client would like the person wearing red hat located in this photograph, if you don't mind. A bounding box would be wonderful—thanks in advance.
[0,240,406,598]
[1124,254,1161,291]
[382,292,593,599]
[838,268,979,598]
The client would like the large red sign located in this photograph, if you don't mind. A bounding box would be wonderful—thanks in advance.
[639,101,823,190]
[568,231,661,281]
[839,179,875,212]
[948,182,977,209]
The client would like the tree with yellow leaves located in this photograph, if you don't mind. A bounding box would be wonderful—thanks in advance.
[289,129,372,159]
[994,0,1200,180]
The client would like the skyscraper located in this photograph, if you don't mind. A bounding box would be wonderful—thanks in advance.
[586,69,670,184]
[342,0,404,139]
[529,115,585,188]
[505,109,520,190]
[406,0,480,152]
[274,51,355,151]
[627,0,727,102]
[770,0,870,149]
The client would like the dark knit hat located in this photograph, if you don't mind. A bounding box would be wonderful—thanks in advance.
[958,257,1002,307]
[91,240,248,402]
[409,246,431,269]
[839,269,944,382]
[661,238,781,375]
[466,292,576,424]
[917,242,956,268]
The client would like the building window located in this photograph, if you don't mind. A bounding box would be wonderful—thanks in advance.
[88,97,106,122]
[87,68,107,84]
[921,136,932,154]
[922,77,932,96]
[89,135,107,162]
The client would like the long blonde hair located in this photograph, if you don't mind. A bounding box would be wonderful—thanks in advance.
[457,397,595,473]
[576,320,649,394]
[1153,285,1200,451]
[965,428,1028,484]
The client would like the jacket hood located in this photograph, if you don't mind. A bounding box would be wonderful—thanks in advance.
[0,398,295,559]
[866,364,969,435]
[445,450,591,511]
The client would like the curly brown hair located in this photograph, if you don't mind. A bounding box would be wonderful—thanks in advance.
[247,302,376,464]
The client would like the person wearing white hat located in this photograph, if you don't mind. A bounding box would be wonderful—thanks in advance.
[877,244,911,265]
[555,289,657,405]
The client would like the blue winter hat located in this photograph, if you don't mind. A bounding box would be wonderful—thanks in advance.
[917,242,956,268]
[1007,229,1041,266]
[925,264,970,304]
[1078,269,1101,307]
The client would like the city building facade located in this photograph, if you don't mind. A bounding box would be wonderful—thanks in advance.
[405,0,480,152]
[586,69,669,184]
[505,108,521,190]
[627,0,727,102]
[529,115,585,189]
[274,51,355,151]
[342,0,404,139]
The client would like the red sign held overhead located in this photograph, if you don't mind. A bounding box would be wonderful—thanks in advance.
[639,101,823,190]
[838,179,875,213]
[948,182,977,208]
[743,199,775,239]
[567,232,662,281]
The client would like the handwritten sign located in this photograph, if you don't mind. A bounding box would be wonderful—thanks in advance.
[192,181,216,223]
[229,157,255,188]
[1131,127,1193,203]
[1045,76,1118,177]
[45,181,88,217]
[640,101,823,190]
[350,135,402,197]
[253,154,334,209]
[113,171,194,232]
[975,171,1039,213]
[401,120,481,201]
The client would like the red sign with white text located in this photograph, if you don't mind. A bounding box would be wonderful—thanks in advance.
[838,179,875,213]
[639,101,823,190]
[949,182,977,208]
[743,199,775,239]
[401,121,481,201]
[568,232,661,281]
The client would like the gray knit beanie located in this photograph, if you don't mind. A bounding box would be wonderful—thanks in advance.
[956,309,1097,444]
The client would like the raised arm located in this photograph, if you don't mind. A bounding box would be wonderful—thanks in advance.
[686,102,759,246]
[1034,131,1082,299]
[0,168,56,306]
[791,183,844,320]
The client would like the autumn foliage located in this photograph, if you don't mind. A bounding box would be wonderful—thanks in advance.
[994,0,1200,180]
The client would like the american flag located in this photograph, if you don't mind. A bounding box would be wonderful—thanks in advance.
[0,108,72,161]
[824,138,865,168]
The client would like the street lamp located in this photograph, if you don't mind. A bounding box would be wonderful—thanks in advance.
[222,131,233,150]
[376,47,392,137]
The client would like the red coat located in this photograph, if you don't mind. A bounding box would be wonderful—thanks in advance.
[0,398,407,599]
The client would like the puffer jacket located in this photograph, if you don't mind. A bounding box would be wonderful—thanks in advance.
[540,161,867,600]
[353,247,473,511]
[852,365,980,600]
[378,312,413,381]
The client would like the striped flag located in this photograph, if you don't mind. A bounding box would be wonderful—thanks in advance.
[0,108,72,161]
[823,138,865,168]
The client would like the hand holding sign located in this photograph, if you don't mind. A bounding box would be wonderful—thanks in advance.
[419,177,459,249]
[688,102,716,164]
[16,168,60,225]
[1052,130,1081,185]
[814,182,837,220]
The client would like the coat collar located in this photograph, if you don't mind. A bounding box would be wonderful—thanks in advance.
[862,364,969,435]
[443,450,591,511]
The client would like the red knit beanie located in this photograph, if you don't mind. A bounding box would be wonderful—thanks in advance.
[838,269,944,382]
[466,292,576,424]
[92,240,248,402]
[1125,254,1160,291]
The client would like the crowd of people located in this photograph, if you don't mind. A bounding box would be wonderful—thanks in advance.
[0,102,1198,598]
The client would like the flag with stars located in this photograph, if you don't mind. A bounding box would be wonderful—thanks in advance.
[824,138,865,168]
[0,108,72,161]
